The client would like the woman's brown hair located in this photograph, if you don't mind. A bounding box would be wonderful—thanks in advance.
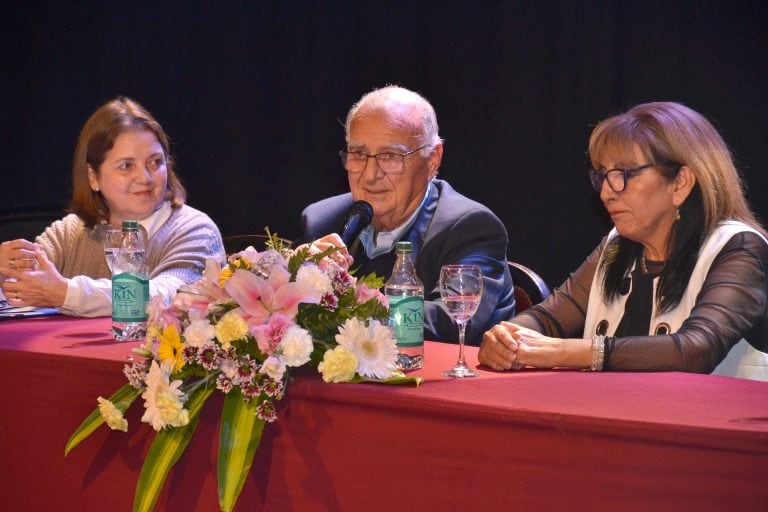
[69,97,186,227]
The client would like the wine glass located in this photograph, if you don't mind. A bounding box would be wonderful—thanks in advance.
[103,228,124,274]
[439,264,483,378]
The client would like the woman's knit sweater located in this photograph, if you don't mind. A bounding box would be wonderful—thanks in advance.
[36,204,224,316]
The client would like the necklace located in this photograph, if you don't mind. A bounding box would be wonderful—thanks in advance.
[641,252,666,274]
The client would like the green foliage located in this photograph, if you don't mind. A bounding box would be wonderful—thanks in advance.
[133,385,215,512]
[262,227,288,253]
[356,272,385,290]
[297,303,347,344]
[353,296,389,321]
[286,245,340,277]
[349,373,424,386]
[217,390,266,512]
[286,246,310,276]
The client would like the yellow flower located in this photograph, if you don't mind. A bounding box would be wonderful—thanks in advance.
[215,310,249,349]
[318,346,358,383]
[218,266,235,287]
[97,397,128,432]
[145,324,163,351]
[218,259,251,287]
[158,325,185,373]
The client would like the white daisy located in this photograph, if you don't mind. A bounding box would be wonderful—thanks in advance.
[278,326,314,367]
[335,318,398,380]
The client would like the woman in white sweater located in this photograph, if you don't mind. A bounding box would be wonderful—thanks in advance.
[0,97,224,316]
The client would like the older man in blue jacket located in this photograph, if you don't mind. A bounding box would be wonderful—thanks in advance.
[299,85,515,346]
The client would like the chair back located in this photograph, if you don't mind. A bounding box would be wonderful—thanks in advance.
[0,210,63,242]
[508,261,551,313]
[223,234,292,255]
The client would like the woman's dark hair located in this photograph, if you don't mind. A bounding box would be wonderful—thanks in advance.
[69,97,186,227]
[602,175,705,312]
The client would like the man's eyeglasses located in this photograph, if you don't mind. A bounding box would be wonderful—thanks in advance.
[588,163,655,193]
[340,144,429,175]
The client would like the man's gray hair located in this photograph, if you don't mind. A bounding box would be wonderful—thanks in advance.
[344,85,443,156]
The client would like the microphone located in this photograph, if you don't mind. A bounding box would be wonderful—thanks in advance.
[340,200,374,247]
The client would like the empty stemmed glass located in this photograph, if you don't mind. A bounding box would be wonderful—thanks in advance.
[439,264,483,378]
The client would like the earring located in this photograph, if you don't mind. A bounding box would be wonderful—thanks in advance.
[94,186,100,192]
[675,206,681,221]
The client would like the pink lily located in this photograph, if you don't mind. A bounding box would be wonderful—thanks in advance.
[146,295,182,331]
[224,265,321,325]
[173,259,229,318]
[228,246,261,266]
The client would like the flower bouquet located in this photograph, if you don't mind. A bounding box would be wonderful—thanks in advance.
[65,234,421,512]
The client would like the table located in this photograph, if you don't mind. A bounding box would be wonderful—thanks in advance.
[1,315,767,511]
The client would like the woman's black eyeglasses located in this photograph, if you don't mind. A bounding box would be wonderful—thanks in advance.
[588,163,655,193]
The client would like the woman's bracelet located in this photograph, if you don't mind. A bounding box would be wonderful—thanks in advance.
[587,334,605,371]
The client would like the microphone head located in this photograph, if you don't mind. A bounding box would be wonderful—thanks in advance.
[348,200,373,224]
[340,200,374,247]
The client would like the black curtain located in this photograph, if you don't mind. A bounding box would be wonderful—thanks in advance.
[2,0,766,287]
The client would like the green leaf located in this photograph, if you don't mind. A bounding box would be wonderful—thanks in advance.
[133,384,215,512]
[287,246,311,275]
[297,302,349,344]
[349,374,424,386]
[218,390,267,512]
[356,272,385,289]
[309,245,339,263]
[262,227,288,253]
[353,298,389,322]
[65,383,141,456]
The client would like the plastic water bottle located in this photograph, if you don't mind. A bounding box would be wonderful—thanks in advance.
[111,220,149,341]
[385,241,424,370]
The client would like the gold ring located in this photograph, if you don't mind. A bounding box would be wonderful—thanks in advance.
[9,258,16,269]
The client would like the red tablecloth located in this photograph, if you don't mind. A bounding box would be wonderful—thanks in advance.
[1,315,767,511]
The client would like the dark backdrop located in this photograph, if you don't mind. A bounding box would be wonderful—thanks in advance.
[2,1,766,288]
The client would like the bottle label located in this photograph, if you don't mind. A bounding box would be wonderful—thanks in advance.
[387,295,424,347]
[112,273,149,322]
